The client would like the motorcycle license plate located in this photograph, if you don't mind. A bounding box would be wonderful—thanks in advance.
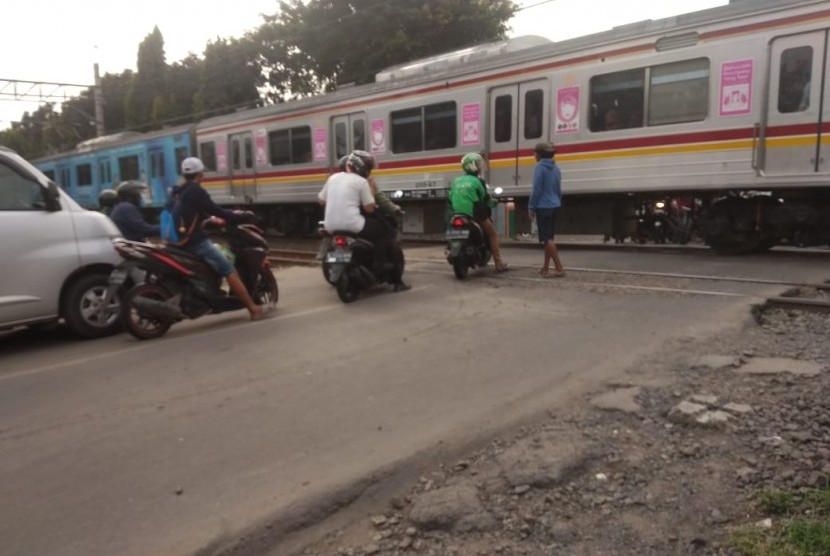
[446,229,469,239]
[326,250,352,263]
[109,268,128,285]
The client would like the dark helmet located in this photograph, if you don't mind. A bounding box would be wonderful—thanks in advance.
[345,150,375,178]
[98,188,118,208]
[117,181,148,206]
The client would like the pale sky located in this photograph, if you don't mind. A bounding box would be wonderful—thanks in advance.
[0,0,727,130]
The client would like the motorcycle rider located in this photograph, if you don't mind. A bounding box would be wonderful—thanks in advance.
[318,150,410,292]
[109,181,161,241]
[175,157,274,320]
[448,152,509,272]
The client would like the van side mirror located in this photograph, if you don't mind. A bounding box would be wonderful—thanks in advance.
[44,181,62,212]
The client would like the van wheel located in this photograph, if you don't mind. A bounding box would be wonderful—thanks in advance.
[63,273,122,338]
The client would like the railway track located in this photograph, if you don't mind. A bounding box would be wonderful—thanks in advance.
[268,248,319,266]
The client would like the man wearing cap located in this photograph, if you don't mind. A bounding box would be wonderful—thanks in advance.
[529,142,566,278]
[175,157,273,320]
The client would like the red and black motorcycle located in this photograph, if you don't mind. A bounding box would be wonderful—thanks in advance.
[114,217,278,340]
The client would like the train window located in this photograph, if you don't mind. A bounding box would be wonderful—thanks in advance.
[244,137,253,168]
[335,123,348,159]
[60,169,71,189]
[118,156,140,181]
[268,126,312,165]
[391,107,422,153]
[778,46,812,113]
[200,142,217,172]
[494,95,512,143]
[524,89,544,140]
[150,151,165,179]
[98,162,111,186]
[76,164,92,186]
[590,68,645,132]
[232,138,241,170]
[424,102,456,150]
[391,102,457,153]
[353,119,366,152]
[648,58,709,126]
[43,170,55,181]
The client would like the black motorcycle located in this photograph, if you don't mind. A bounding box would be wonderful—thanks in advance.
[445,187,503,279]
[322,221,405,303]
[115,217,278,339]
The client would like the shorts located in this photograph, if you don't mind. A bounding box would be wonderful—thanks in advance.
[186,239,235,277]
[535,208,558,243]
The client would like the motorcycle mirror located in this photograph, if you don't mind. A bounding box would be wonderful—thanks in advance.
[493,187,504,195]
[391,190,404,200]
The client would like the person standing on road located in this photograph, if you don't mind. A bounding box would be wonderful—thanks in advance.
[529,142,565,278]
[175,157,274,320]
[448,152,509,272]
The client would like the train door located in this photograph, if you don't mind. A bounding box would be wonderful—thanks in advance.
[97,156,113,191]
[229,132,256,201]
[57,163,72,196]
[488,79,548,188]
[762,31,827,175]
[331,113,367,162]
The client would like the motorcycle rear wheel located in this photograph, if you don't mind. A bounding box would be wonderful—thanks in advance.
[123,283,174,340]
[453,258,469,280]
[336,273,359,303]
[253,267,279,305]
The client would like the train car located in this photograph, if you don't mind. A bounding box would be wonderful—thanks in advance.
[190,0,830,251]
[34,125,194,211]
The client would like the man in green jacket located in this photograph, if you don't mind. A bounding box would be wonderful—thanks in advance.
[448,152,508,272]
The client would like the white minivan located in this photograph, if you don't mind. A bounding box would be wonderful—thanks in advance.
[0,146,123,338]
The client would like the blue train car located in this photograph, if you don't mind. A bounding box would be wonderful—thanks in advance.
[34,125,195,210]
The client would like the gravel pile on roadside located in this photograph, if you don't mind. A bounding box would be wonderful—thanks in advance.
[299,306,830,556]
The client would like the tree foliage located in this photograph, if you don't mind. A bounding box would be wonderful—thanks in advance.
[0,0,517,159]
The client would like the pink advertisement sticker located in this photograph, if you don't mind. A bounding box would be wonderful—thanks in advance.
[555,86,580,134]
[462,103,481,145]
[720,59,753,117]
[371,119,386,155]
[216,141,227,172]
[313,128,327,161]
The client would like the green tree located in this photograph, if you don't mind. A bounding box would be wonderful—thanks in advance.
[125,26,167,129]
[198,37,262,116]
[253,0,517,95]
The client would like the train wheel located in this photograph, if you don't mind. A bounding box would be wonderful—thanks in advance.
[123,283,174,340]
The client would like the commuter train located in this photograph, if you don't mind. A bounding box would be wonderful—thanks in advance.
[34,0,830,252]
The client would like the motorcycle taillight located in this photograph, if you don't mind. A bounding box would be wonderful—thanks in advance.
[334,236,349,248]
[452,217,465,228]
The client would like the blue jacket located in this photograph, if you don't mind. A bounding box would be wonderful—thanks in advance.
[528,159,561,210]
[110,201,160,241]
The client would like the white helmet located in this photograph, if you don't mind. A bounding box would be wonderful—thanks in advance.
[181,157,205,175]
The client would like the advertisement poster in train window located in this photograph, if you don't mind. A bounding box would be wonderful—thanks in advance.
[371,118,386,155]
[255,129,267,166]
[314,128,327,161]
[555,86,580,134]
[462,103,481,145]
[719,59,753,117]
[216,141,228,172]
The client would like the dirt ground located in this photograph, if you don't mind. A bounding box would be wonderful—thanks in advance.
[293,292,830,556]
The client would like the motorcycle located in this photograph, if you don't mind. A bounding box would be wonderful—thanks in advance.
[114,216,278,339]
[322,216,405,303]
[445,187,503,279]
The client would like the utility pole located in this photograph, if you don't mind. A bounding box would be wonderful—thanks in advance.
[93,63,105,137]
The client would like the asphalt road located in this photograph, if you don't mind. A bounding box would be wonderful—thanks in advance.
[1,245,828,556]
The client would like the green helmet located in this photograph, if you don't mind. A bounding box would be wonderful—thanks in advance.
[461,152,484,175]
